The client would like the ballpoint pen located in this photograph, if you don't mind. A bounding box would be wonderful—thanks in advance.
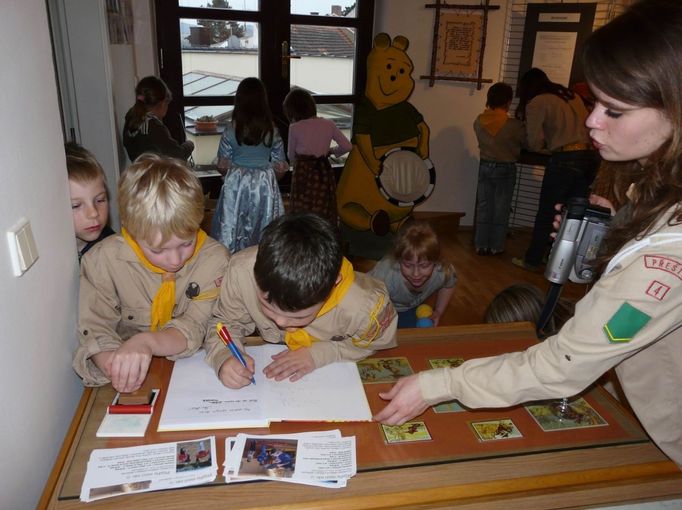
[217,322,256,385]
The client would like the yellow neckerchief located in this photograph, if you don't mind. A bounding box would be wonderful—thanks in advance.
[284,257,354,350]
[478,108,510,137]
[121,228,207,331]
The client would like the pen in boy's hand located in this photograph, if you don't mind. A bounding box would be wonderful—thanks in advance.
[217,322,256,385]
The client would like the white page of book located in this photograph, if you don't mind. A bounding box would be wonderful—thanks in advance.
[158,344,371,432]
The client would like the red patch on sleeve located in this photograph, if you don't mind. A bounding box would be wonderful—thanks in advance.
[646,280,670,301]
[644,255,682,280]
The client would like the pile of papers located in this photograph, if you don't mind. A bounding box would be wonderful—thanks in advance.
[80,436,217,502]
[224,430,357,488]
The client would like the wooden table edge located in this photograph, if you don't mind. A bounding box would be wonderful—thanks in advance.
[39,387,93,509]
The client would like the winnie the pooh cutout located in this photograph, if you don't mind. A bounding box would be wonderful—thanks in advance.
[337,33,434,237]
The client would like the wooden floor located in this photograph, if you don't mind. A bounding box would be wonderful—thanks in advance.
[352,223,589,327]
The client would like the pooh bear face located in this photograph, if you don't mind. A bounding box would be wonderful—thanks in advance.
[365,33,415,110]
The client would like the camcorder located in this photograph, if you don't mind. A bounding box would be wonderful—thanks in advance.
[545,197,612,285]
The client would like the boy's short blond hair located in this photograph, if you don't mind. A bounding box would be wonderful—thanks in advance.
[118,154,204,245]
[65,142,106,184]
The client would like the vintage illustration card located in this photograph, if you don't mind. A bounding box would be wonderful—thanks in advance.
[525,397,608,431]
[381,421,432,444]
[428,357,465,369]
[470,419,523,441]
[357,357,413,383]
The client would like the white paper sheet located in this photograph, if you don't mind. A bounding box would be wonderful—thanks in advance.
[158,345,371,431]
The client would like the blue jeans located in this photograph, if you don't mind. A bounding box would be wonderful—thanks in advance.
[524,150,600,266]
[397,309,417,328]
[475,161,517,252]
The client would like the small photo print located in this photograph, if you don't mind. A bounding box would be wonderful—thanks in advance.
[357,357,413,383]
[525,397,608,431]
[428,357,465,369]
[470,419,523,441]
[381,421,432,444]
[176,439,212,472]
[237,438,298,479]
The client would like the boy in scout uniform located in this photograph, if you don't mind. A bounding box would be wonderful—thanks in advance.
[204,213,397,389]
[73,155,229,393]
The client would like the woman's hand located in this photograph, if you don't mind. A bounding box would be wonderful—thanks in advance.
[372,374,429,425]
[551,195,616,236]
[589,194,615,214]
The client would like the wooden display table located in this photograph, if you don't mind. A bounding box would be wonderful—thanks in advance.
[41,323,682,509]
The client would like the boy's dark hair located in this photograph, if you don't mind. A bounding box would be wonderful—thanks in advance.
[254,213,342,311]
[486,82,513,109]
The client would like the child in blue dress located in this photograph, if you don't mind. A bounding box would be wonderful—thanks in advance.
[211,77,288,253]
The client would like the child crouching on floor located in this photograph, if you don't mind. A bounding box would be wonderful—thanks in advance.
[368,220,457,328]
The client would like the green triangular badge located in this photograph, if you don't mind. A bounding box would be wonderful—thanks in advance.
[603,302,651,343]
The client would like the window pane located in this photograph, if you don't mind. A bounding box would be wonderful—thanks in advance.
[318,103,353,164]
[179,0,258,11]
[184,106,229,166]
[290,1,357,18]
[181,18,258,97]
[290,25,355,94]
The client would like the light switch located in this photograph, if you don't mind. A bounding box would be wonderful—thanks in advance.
[7,218,39,276]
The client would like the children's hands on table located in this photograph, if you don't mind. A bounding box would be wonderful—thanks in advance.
[219,355,255,389]
[106,334,154,393]
[373,374,429,425]
[264,348,314,382]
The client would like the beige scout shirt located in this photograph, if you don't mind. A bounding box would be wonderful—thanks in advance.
[73,234,229,386]
[204,246,398,375]
[420,208,682,467]
[525,94,591,153]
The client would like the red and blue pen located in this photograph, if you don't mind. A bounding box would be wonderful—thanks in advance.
[217,322,255,385]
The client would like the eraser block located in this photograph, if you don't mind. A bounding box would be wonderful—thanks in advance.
[118,388,153,406]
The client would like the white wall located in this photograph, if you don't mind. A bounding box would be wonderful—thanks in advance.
[0,2,83,507]
[375,0,510,224]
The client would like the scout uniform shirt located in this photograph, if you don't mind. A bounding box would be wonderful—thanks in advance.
[73,234,229,386]
[419,206,682,467]
[204,246,398,374]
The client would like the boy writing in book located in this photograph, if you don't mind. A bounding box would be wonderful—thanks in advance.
[205,213,397,389]
[73,154,229,393]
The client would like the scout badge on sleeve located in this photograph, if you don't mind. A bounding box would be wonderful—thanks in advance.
[603,302,651,343]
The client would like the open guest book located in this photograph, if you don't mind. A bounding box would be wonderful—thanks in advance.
[158,344,372,431]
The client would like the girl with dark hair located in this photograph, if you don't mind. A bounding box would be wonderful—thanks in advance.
[283,87,351,226]
[122,76,194,162]
[211,77,288,253]
[512,68,600,271]
[375,0,682,468]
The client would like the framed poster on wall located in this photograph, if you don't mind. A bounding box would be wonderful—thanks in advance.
[518,3,596,88]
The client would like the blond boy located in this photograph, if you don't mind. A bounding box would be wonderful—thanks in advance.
[73,154,229,392]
